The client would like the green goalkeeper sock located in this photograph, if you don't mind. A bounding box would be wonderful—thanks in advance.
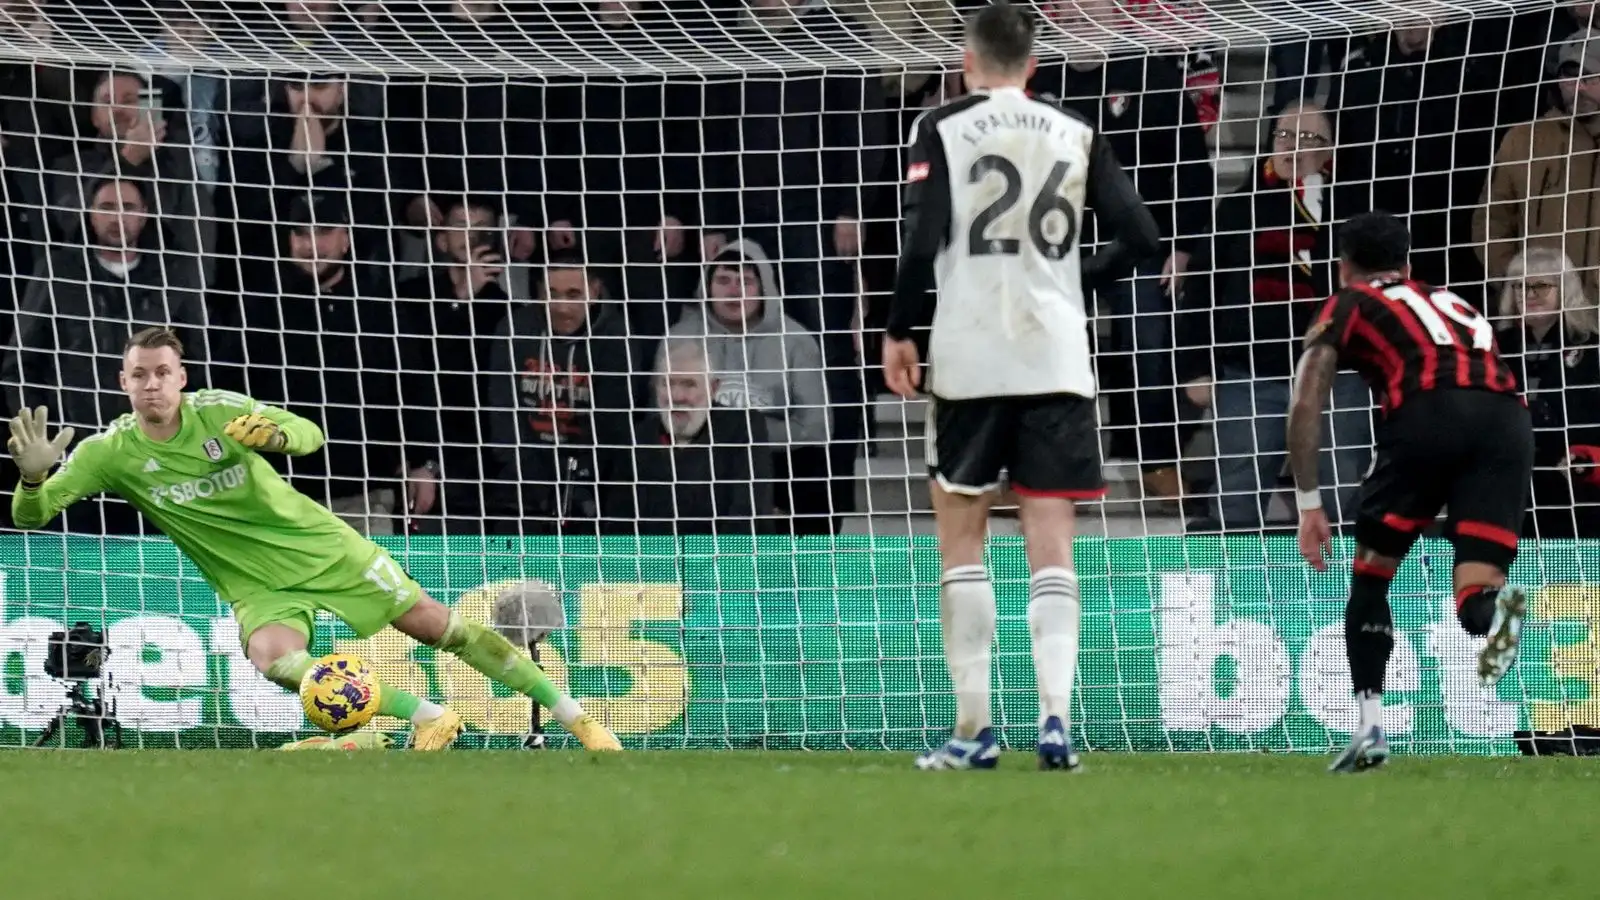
[264,648,429,722]
[434,612,575,722]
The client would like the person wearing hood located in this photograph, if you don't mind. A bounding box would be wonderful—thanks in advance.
[698,0,886,339]
[667,240,830,530]
[486,253,636,533]
[2,175,207,533]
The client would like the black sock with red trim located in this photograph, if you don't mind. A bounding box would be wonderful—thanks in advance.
[1346,558,1396,696]
[1455,584,1498,637]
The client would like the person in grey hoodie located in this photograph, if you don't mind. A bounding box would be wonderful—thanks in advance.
[669,240,829,446]
[667,239,831,530]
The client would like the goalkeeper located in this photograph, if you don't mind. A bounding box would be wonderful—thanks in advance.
[8,326,621,752]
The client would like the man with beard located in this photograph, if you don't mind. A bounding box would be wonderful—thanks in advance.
[609,339,774,535]
[51,70,215,287]
[214,192,431,536]
[1477,27,1600,299]
[486,253,634,533]
[3,176,207,533]
[227,72,395,273]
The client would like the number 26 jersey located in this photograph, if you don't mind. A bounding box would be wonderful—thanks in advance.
[1305,278,1519,415]
[899,85,1149,401]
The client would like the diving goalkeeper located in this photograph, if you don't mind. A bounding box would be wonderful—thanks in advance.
[8,326,621,752]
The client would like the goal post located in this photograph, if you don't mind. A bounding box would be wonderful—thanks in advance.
[0,0,1593,752]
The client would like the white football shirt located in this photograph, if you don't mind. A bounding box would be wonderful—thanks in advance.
[887,86,1159,402]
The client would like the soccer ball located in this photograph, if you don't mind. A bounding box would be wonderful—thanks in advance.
[300,653,382,733]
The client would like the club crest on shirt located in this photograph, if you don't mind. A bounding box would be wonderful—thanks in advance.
[203,437,223,461]
[1107,95,1130,118]
[906,161,930,182]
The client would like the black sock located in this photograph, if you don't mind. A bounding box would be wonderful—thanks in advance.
[1346,565,1395,696]
[1455,585,1498,636]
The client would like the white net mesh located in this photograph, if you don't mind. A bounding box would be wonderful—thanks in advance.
[0,0,1595,752]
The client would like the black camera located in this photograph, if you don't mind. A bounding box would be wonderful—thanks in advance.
[44,622,108,680]
[34,622,119,748]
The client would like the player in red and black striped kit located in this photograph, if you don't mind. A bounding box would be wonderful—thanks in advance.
[1286,212,1533,773]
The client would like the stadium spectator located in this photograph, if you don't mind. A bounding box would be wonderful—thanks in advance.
[0,60,74,323]
[135,4,225,192]
[2,172,208,535]
[1495,0,1598,125]
[430,195,529,301]
[52,69,216,286]
[486,253,635,534]
[1327,24,1501,304]
[667,241,831,532]
[223,1,386,130]
[394,208,515,534]
[374,0,555,272]
[698,0,883,530]
[210,191,419,536]
[610,338,776,535]
[1177,102,1371,530]
[1032,9,1214,503]
[1268,38,1341,113]
[226,72,396,273]
[4,176,207,439]
[544,1,701,302]
[1494,246,1600,538]
[1476,27,1600,299]
[699,0,885,335]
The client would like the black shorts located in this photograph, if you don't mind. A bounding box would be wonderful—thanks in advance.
[1354,389,1533,570]
[926,393,1105,498]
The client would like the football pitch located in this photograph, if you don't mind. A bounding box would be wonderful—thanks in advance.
[0,751,1594,900]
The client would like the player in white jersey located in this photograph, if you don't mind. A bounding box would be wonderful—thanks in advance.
[883,1,1159,771]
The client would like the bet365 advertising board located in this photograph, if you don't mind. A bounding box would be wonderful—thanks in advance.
[0,534,1594,751]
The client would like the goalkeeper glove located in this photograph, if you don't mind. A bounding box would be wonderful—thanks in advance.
[7,406,74,485]
[225,414,287,452]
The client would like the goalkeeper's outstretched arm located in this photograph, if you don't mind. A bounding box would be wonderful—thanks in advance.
[10,412,105,531]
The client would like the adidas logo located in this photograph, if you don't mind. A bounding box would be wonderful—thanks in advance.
[142,459,160,473]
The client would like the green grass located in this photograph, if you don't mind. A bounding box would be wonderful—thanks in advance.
[0,751,1596,900]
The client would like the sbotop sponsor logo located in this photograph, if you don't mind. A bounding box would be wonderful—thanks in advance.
[148,464,248,507]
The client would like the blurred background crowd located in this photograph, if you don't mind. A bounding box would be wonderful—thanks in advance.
[0,0,1595,540]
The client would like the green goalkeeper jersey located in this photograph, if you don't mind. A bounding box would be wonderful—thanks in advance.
[12,389,362,600]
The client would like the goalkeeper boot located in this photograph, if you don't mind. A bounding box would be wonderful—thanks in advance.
[1328,726,1389,774]
[1036,716,1081,772]
[1478,586,1528,687]
[569,713,623,751]
[409,708,465,751]
[915,727,1000,771]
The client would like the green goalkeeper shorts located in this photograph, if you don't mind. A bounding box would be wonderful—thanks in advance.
[228,541,423,648]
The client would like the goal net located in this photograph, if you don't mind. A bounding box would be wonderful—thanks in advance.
[0,0,1592,753]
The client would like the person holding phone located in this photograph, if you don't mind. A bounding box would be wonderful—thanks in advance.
[50,70,216,286]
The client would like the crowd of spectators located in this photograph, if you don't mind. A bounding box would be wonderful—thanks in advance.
[0,0,1596,540]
